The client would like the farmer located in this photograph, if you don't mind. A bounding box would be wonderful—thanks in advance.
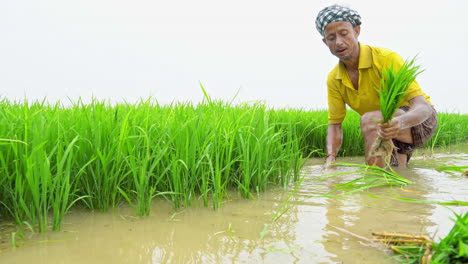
[316,5,438,168]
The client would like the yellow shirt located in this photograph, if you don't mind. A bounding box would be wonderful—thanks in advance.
[326,43,432,124]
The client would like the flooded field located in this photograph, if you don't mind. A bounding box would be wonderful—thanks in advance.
[1,145,467,264]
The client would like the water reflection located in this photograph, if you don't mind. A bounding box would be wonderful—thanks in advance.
[0,147,467,263]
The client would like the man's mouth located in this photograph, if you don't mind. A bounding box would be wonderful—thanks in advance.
[336,47,347,54]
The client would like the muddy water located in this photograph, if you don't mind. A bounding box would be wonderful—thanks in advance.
[1,146,467,264]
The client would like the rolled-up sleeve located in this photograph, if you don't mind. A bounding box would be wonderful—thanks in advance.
[327,75,347,124]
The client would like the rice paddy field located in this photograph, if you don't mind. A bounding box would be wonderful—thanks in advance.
[0,98,467,263]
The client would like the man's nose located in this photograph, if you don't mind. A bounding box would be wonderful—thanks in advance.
[335,35,344,45]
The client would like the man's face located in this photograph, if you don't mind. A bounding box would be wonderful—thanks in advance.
[322,21,360,62]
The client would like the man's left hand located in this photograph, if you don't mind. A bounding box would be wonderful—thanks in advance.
[378,119,401,139]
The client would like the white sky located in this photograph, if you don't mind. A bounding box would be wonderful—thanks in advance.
[1,0,467,113]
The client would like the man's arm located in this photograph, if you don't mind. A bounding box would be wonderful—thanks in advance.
[325,123,343,168]
[396,96,432,129]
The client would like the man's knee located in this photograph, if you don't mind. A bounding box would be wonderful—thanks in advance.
[360,111,382,133]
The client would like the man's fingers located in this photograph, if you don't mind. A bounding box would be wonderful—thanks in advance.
[378,127,399,139]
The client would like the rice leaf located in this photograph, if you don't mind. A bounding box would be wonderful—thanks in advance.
[437,164,468,175]
[378,56,424,123]
[431,211,468,263]
[320,163,412,195]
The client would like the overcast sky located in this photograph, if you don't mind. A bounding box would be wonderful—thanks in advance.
[1,0,467,113]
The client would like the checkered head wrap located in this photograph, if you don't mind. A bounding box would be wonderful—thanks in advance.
[315,5,361,37]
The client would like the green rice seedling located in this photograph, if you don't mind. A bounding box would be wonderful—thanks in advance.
[235,107,279,198]
[430,211,468,264]
[14,103,53,232]
[163,102,215,208]
[372,212,468,264]
[370,57,423,163]
[272,172,308,222]
[258,224,268,241]
[277,123,306,186]
[391,245,428,264]
[72,100,133,211]
[436,164,468,176]
[10,232,18,248]
[214,223,238,242]
[265,108,467,160]
[321,163,412,195]
[0,101,81,231]
[50,136,83,230]
[396,198,468,207]
[123,126,156,216]
[378,57,423,123]
[0,94,466,233]
[426,113,468,148]
[371,232,431,264]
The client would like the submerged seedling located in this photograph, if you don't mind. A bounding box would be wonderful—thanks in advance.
[258,224,268,241]
[214,223,238,242]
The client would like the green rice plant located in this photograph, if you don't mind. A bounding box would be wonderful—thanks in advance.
[0,94,466,233]
[371,231,431,263]
[436,165,468,176]
[272,172,308,222]
[10,232,17,248]
[397,198,468,206]
[268,108,466,159]
[10,102,55,232]
[0,102,85,232]
[122,126,154,216]
[71,100,133,211]
[391,245,427,264]
[431,211,468,264]
[321,163,412,195]
[50,136,85,230]
[371,212,468,264]
[277,122,308,185]
[378,57,423,123]
[426,113,468,148]
[370,57,423,162]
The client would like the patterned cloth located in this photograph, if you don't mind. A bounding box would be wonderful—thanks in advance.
[390,106,438,166]
[315,5,362,37]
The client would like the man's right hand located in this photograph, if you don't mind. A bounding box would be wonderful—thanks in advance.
[325,124,343,169]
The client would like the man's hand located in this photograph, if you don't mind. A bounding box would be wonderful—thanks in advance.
[378,119,401,140]
[325,154,337,169]
[325,124,343,169]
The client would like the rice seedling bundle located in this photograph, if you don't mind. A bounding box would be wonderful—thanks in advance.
[370,57,423,163]
[373,211,468,264]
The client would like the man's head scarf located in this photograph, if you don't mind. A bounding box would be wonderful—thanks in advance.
[315,5,361,37]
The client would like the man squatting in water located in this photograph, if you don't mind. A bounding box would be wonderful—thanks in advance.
[315,5,438,168]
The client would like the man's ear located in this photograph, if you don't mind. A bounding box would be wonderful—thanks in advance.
[354,26,361,37]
